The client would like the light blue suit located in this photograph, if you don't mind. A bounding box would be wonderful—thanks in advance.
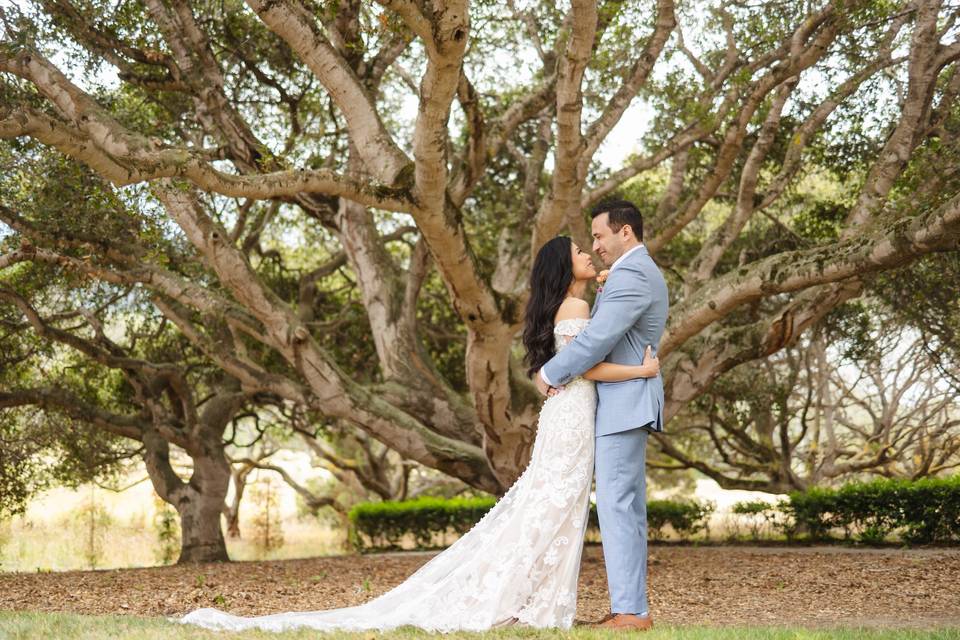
[541,244,668,616]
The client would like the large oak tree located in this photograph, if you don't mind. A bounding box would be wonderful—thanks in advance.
[2,0,960,561]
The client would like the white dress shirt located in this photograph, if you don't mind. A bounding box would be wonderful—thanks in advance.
[540,243,645,387]
[607,243,644,273]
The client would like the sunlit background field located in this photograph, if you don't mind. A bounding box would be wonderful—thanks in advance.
[0,458,780,574]
[0,463,348,572]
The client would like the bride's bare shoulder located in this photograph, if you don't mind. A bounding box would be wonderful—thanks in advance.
[554,297,590,322]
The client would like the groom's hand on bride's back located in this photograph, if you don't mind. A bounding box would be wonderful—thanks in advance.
[534,370,561,397]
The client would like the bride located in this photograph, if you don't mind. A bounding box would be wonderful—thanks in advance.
[179,235,660,632]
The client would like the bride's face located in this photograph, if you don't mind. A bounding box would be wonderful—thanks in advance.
[570,242,597,281]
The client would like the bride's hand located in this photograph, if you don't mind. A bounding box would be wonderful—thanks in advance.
[638,345,660,378]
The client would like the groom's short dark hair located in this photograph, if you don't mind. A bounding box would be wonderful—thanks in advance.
[591,199,643,241]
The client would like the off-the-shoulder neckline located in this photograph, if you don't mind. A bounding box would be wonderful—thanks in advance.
[553,317,590,332]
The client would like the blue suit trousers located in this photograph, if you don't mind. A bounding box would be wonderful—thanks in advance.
[594,425,650,616]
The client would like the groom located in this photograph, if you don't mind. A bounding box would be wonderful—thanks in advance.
[536,199,668,631]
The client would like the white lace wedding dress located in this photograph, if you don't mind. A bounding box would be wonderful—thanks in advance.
[180,318,596,633]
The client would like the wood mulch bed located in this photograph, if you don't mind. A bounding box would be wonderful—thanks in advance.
[2,544,958,628]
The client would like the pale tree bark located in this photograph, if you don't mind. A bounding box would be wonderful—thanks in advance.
[152,185,500,491]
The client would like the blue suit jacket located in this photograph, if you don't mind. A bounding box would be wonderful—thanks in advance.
[542,245,668,436]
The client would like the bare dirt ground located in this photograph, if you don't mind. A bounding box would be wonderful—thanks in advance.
[2,545,958,628]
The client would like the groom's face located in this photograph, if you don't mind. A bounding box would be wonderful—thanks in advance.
[591,213,627,267]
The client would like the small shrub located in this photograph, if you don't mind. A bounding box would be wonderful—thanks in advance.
[898,475,960,544]
[782,476,960,544]
[0,518,10,569]
[783,486,840,541]
[73,487,112,569]
[153,495,180,565]
[731,500,779,541]
[349,496,497,550]
[250,477,285,556]
[647,499,714,540]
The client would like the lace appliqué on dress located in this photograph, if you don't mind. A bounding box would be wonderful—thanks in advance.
[180,319,596,634]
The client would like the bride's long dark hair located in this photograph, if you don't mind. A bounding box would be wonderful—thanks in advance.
[523,236,574,378]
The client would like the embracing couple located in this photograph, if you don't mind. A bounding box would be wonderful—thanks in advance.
[181,199,669,633]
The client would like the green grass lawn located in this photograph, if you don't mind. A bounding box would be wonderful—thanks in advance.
[1,612,958,640]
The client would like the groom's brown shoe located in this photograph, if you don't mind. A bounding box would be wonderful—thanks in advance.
[593,613,654,631]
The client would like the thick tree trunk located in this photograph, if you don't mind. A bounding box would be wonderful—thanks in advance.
[176,483,230,563]
[174,392,242,562]
[172,446,232,563]
[141,426,233,563]
[466,324,535,488]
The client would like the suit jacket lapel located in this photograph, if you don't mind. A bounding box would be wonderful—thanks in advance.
[591,285,605,317]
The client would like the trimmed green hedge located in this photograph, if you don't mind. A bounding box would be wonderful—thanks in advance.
[348,496,714,551]
[783,475,960,544]
[646,499,714,540]
[348,496,495,550]
[347,476,960,550]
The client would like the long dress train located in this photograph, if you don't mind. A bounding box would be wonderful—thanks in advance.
[180,318,596,632]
